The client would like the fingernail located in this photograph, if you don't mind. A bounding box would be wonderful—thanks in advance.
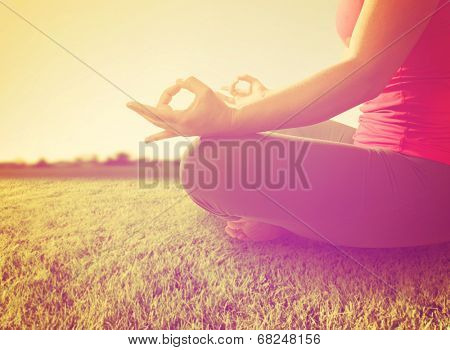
[127,102,139,109]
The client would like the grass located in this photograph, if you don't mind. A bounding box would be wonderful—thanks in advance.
[0,178,448,329]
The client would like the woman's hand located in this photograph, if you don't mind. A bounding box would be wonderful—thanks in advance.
[127,76,236,142]
[216,74,269,108]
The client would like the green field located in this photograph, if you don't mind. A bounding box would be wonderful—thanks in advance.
[0,179,448,329]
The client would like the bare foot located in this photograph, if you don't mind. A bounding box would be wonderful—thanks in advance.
[225,218,286,241]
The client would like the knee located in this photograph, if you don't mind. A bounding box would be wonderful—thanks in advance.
[179,137,222,209]
[179,133,303,195]
[180,136,229,188]
[179,137,202,193]
[179,137,241,218]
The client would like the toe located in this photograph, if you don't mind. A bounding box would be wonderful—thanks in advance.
[235,231,250,241]
[227,220,245,229]
[225,225,238,238]
[225,224,249,241]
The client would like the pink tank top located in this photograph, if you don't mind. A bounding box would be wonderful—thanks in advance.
[336,0,450,165]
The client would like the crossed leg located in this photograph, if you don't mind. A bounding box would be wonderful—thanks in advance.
[180,120,450,247]
[225,121,357,241]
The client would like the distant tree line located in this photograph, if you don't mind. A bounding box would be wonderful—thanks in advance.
[0,152,137,168]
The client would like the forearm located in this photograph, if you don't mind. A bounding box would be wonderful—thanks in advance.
[232,57,385,133]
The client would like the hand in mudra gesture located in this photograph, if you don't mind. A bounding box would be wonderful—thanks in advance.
[127,75,268,142]
[127,76,236,142]
[217,74,269,108]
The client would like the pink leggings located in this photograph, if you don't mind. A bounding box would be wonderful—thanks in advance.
[180,121,450,247]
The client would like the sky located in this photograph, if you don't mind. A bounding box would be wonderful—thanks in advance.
[0,0,358,162]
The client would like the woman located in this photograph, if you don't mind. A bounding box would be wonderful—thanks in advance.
[128,0,450,247]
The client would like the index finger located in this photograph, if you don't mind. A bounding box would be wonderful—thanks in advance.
[237,74,258,84]
[177,76,210,95]
[157,83,182,108]
[230,78,251,97]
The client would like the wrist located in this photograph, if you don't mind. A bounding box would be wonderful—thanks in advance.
[229,105,248,135]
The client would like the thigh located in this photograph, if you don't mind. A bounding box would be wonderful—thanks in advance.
[182,133,450,247]
[273,119,356,144]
